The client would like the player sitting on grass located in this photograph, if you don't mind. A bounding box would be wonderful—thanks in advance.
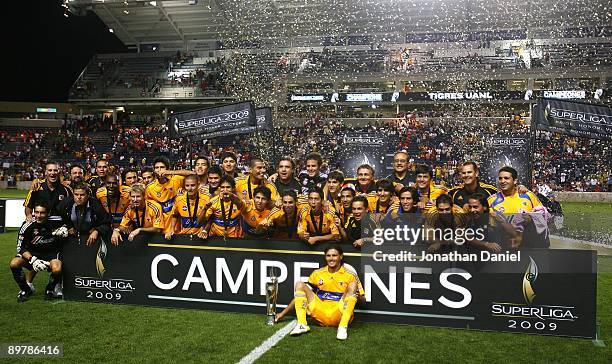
[289,245,361,340]
[10,202,66,302]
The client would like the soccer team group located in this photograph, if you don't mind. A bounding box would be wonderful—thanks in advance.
[10,150,545,340]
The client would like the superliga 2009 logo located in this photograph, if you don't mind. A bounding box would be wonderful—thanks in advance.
[72,239,135,302]
[490,257,578,333]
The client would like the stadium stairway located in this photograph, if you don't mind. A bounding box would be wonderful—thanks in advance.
[91,131,114,153]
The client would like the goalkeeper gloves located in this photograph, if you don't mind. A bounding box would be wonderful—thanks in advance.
[29,256,50,272]
[52,226,69,238]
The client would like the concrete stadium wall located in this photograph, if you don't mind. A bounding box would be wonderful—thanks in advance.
[0,118,63,128]
[555,192,612,203]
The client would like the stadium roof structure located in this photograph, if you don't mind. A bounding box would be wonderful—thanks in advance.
[68,0,611,47]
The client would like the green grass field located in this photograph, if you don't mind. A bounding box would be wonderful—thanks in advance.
[0,230,610,363]
[0,189,27,198]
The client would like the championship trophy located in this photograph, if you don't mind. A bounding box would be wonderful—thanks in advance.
[265,268,279,325]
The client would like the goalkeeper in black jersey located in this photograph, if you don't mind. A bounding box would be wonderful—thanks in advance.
[9,202,66,302]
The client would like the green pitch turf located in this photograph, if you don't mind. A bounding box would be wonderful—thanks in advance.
[561,202,612,239]
[0,189,27,198]
[0,232,610,363]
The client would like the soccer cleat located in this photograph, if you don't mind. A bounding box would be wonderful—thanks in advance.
[44,290,54,300]
[336,326,348,340]
[17,289,33,303]
[27,282,36,294]
[289,324,310,336]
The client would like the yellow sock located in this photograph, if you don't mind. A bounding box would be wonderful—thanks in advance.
[294,290,308,326]
[339,296,357,328]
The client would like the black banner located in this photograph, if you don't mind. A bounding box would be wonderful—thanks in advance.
[62,235,596,338]
[337,133,388,176]
[411,91,524,102]
[533,99,612,140]
[168,101,256,141]
[254,107,273,131]
[479,135,532,185]
[287,91,528,103]
[405,29,527,43]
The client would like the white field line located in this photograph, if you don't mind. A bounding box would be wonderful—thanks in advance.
[237,320,297,364]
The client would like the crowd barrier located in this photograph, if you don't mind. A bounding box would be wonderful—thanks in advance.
[555,192,612,203]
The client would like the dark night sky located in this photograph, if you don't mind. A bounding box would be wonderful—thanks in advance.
[1,0,126,102]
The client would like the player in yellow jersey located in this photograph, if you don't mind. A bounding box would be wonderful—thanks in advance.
[200,165,223,197]
[289,245,361,340]
[487,166,548,248]
[164,175,210,238]
[141,167,156,186]
[333,185,356,231]
[96,174,131,228]
[488,166,542,214]
[241,186,273,239]
[265,190,300,239]
[193,156,209,188]
[121,168,138,187]
[415,164,448,212]
[323,170,345,213]
[368,179,399,215]
[145,157,193,229]
[235,157,279,203]
[297,187,340,245]
[199,175,245,239]
[219,151,243,179]
[111,184,163,245]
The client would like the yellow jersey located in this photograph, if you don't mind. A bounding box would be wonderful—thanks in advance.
[418,182,448,212]
[308,265,363,302]
[168,193,210,234]
[366,195,399,214]
[296,194,310,215]
[145,175,185,214]
[488,191,542,214]
[267,207,299,239]
[205,196,243,238]
[199,185,220,198]
[235,176,280,202]
[241,200,272,238]
[96,186,131,228]
[120,200,163,230]
[297,207,339,237]
[332,204,352,230]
